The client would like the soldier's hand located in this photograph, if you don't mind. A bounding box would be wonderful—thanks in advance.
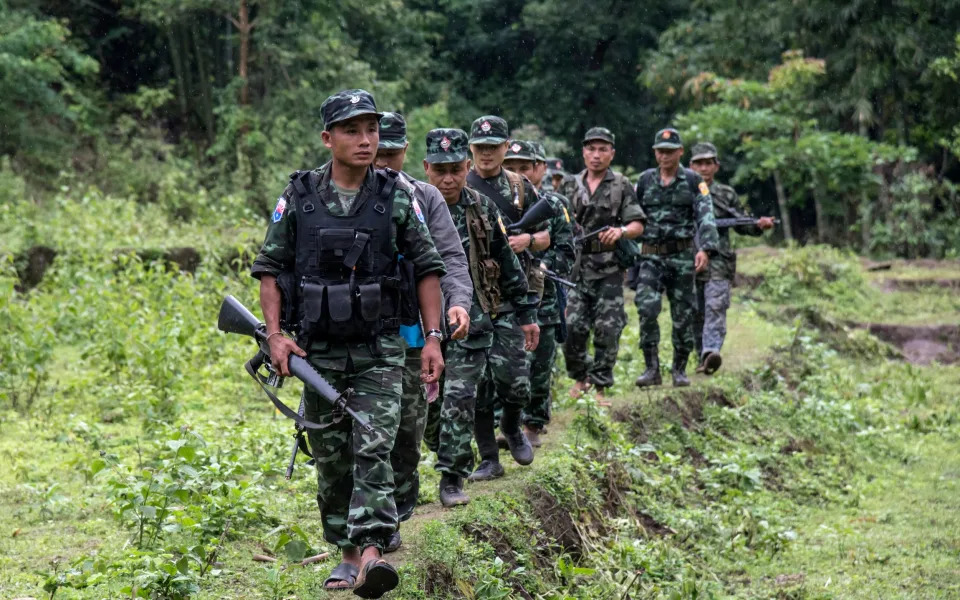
[447,306,471,340]
[757,217,775,230]
[268,336,307,377]
[420,338,444,384]
[597,226,622,248]
[520,323,540,352]
[508,234,530,254]
[694,250,710,273]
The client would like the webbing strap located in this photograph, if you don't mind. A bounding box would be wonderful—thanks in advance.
[244,353,351,431]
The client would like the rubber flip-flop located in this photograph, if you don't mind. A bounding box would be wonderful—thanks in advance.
[353,558,400,599]
[323,562,359,591]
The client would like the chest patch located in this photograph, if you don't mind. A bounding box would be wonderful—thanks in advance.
[413,199,426,223]
[698,181,710,196]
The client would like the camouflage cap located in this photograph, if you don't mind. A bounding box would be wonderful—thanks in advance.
[652,127,683,149]
[504,140,538,161]
[468,115,509,145]
[378,112,407,149]
[582,126,615,146]
[545,157,566,175]
[321,88,382,130]
[690,142,718,162]
[425,128,470,164]
[533,142,547,162]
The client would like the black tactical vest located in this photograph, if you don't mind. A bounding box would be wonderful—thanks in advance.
[286,169,403,343]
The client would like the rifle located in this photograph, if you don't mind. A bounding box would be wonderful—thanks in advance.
[541,267,577,290]
[505,197,557,235]
[714,217,779,229]
[217,295,375,475]
[574,225,611,246]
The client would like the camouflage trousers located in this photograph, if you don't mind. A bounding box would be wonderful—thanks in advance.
[478,312,531,414]
[423,341,484,478]
[304,351,403,551]
[634,249,696,354]
[564,273,627,388]
[524,323,559,429]
[694,278,732,357]
[390,348,427,523]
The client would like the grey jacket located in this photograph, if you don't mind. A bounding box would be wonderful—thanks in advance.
[402,172,473,312]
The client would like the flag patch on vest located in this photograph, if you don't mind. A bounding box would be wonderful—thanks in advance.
[698,181,710,196]
[413,199,425,223]
[561,205,571,223]
[272,197,286,223]
[497,214,507,235]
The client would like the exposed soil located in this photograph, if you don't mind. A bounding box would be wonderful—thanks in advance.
[866,323,960,365]
[527,485,583,558]
[15,245,58,292]
[878,278,960,292]
[734,272,765,289]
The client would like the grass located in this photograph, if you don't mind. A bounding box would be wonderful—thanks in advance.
[2,244,959,599]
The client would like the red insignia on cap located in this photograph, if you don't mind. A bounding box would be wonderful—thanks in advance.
[440,137,451,150]
[662,130,671,139]
[480,121,491,132]
[510,143,521,153]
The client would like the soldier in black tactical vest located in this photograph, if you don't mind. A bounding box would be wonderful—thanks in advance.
[250,89,445,598]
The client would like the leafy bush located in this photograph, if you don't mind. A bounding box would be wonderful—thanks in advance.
[0,261,55,410]
[753,244,872,310]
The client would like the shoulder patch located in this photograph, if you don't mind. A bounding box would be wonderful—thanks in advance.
[412,199,426,223]
[698,181,710,196]
[561,205,571,223]
[272,197,287,223]
[497,214,508,236]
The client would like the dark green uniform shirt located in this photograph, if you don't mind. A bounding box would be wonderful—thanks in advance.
[534,189,577,325]
[635,166,719,252]
[697,180,762,282]
[250,164,446,369]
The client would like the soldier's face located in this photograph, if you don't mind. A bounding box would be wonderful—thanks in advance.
[582,142,615,172]
[375,146,407,172]
[503,159,541,186]
[322,115,379,168]
[654,147,683,170]
[423,159,470,204]
[470,142,508,174]
[690,158,719,183]
[551,173,563,188]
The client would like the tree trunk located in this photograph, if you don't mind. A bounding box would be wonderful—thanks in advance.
[773,170,794,242]
[166,26,188,122]
[231,0,252,106]
[191,24,215,143]
[859,190,871,252]
[812,185,826,244]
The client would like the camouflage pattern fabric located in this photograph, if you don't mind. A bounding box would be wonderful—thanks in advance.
[391,348,426,522]
[303,347,404,551]
[563,273,627,388]
[477,311,531,421]
[634,167,718,251]
[525,323,559,428]
[695,279,731,357]
[320,89,382,130]
[697,181,761,282]
[250,163,444,550]
[423,341,487,478]
[634,249,697,354]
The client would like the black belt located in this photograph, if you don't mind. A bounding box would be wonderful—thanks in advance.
[640,239,693,255]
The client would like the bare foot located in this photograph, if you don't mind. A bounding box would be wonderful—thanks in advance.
[596,388,612,407]
[569,380,592,399]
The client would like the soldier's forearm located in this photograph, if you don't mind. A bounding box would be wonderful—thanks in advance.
[531,230,550,251]
[259,276,283,334]
[416,274,443,332]
[623,220,644,239]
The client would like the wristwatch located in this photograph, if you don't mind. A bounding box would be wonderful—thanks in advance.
[425,329,445,343]
[620,225,628,235]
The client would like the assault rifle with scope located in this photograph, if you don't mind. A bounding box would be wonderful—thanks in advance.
[714,217,780,229]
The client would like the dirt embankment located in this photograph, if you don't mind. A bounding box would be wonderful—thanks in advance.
[866,324,960,365]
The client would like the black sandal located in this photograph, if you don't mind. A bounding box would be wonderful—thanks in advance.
[352,558,399,599]
[323,562,359,591]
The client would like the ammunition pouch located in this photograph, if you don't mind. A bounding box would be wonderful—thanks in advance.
[399,256,420,326]
[298,273,402,342]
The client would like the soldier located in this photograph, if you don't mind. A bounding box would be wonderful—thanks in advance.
[465,115,542,480]
[547,156,577,200]
[502,140,576,447]
[373,112,473,553]
[250,89,446,597]
[420,128,533,498]
[633,128,719,388]
[688,142,774,374]
[564,127,645,401]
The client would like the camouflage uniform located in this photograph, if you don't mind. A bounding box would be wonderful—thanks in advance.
[375,113,473,523]
[690,145,763,359]
[250,90,445,552]
[420,129,533,479]
[633,129,718,378]
[564,128,646,390]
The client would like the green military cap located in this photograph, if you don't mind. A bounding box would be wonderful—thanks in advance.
[690,142,718,162]
[468,115,509,144]
[425,128,470,164]
[582,126,615,146]
[321,88,382,130]
[505,140,538,161]
[378,112,408,149]
[545,157,566,175]
[533,142,547,162]
[652,127,683,149]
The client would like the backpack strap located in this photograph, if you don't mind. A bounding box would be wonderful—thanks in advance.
[502,169,526,211]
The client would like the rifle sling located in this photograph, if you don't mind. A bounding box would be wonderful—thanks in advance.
[467,171,520,223]
[244,355,349,431]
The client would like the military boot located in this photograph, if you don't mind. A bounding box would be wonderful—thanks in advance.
[634,347,662,388]
[672,350,691,387]
[439,474,470,507]
[500,408,534,466]
[469,410,505,482]
[523,425,542,448]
